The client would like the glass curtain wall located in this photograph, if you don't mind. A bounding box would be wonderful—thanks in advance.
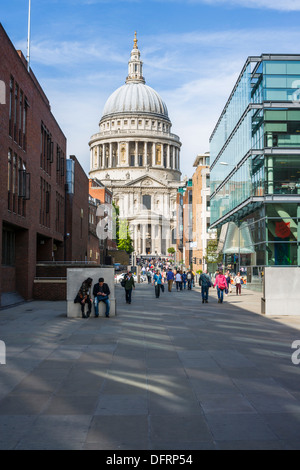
[210,56,300,283]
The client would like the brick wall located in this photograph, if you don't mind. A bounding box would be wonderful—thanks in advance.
[0,24,67,306]
[65,156,89,262]
[33,280,66,300]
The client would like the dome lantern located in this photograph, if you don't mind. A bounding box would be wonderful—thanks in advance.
[126,31,145,84]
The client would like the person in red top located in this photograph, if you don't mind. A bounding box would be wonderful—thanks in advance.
[213,270,228,303]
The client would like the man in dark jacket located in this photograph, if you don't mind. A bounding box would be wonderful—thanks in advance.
[93,277,110,317]
[199,270,212,303]
[124,272,135,304]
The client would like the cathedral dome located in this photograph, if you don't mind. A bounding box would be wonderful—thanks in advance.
[100,32,169,122]
[102,82,169,120]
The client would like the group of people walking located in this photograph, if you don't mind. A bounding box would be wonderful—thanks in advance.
[120,265,244,304]
[202,269,245,304]
[75,265,245,318]
[166,269,195,292]
[153,268,196,297]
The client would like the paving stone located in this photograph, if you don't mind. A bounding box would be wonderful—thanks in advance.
[1,286,300,449]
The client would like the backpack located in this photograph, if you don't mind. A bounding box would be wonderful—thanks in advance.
[121,278,126,288]
[218,275,227,290]
[187,273,192,280]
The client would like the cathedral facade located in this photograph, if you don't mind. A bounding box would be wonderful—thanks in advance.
[89,33,182,257]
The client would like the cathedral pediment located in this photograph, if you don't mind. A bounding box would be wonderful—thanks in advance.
[124,175,169,188]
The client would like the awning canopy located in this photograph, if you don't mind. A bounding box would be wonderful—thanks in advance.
[222,221,255,254]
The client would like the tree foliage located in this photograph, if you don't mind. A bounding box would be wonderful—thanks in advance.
[205,238,223,264]
[113,202,134,254]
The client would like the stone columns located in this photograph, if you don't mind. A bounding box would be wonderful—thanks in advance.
[102,144,105,169]
[158,224,162,255]
[167,145,171,169]
[126,141,129,166]
[141,224,146,254]
[144,141,147,166]
[152,143,156,167]
[98,145,101,168]
[151,224,155,254]
[135,141,138,167]
[109,143,113,168]
[117,142,120,166]
[170,147,173,170]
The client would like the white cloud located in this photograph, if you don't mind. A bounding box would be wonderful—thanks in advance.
[28,25,300,178]
[70,0,300,8]
[212,0,300,11]
[161,0,300,11]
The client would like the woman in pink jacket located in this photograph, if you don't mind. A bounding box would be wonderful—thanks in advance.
[213,270,228,303]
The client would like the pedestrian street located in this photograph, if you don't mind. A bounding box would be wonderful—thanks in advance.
[1,281,300,449]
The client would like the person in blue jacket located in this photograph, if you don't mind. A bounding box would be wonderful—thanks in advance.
[182,271,187,289]
[153,270,163,298]
[166,268,174,292]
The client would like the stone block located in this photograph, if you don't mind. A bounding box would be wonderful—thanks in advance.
[67,267,115,318]
[263,267,300,316]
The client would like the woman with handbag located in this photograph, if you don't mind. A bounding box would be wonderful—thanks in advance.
[213,270,228,304]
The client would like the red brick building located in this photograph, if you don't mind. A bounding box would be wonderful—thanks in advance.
[65,155,90,262]
[89,178,117,263]
[0,23,68,306]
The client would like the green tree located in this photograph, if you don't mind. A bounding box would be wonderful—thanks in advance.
[204,238,223,266]
[167,247,175,256]
[113,202,134,254]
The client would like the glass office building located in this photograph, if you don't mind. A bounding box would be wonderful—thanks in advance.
[210,55,300,288]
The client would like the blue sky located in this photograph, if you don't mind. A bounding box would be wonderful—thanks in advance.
[2,0,300,177]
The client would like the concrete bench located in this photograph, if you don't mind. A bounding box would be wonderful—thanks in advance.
[67,267,116,318]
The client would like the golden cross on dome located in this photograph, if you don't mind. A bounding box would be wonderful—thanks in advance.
[133,31,138,49]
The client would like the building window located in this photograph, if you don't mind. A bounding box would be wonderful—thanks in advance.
[9,77,13,137]
[14,83,18,142]
[7,150,12,210]
[19,91,23,147]
[23,98,28,151]
[143,194,151,210]
[2,227,15,266]
[40,178,51,227]
[41,122,53,175]
[130,154,135,166]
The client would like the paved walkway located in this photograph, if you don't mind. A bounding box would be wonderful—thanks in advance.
[1,281,300,450]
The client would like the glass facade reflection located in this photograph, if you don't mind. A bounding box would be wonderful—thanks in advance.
[210,55,300,289]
